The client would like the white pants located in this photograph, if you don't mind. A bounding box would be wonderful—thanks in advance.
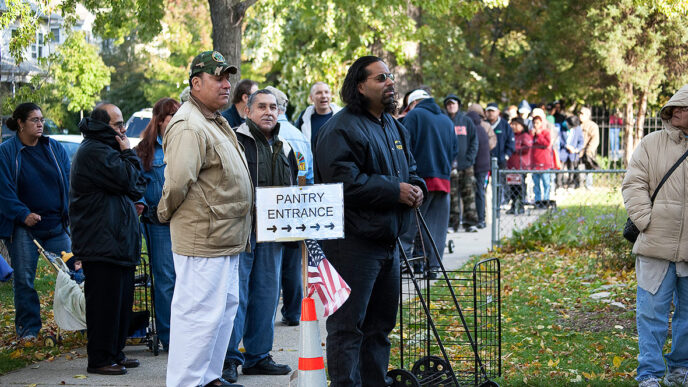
[166,253,240,387]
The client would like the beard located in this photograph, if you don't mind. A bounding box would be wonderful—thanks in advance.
[382,86,397,114]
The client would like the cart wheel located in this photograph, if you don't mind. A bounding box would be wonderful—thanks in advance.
[479,380,499,387]
[386,369,421,387]
[152,335,160,356]
[411,355,450,381]
[44,335,57,347]
[447,240,455,254]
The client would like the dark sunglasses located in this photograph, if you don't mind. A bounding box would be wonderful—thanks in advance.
[367,73,395,82]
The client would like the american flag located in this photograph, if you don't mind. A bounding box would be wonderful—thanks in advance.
[305,239,351,317]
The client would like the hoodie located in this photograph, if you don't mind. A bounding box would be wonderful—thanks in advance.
[402,98,458,190]
[69,118,146,266]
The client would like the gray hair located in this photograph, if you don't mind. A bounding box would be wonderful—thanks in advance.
[247,89,277,110]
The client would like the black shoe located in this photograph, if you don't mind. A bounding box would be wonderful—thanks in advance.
[426,270,438,280]
[412,262,424,275]
[222,360,239,383]
[87,363,127,375]
[242,355,291,375]
[477,222,486,229]
[117,357,139,368]
[505,207,515,215]
[464,225,478,233]
[281,318,299,326]
[204,378,243,387]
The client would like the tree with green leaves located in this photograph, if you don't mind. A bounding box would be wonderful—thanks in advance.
[52,31,112,118]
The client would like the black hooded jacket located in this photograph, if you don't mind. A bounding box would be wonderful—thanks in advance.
[69,118,146,266]
[314,107,427,250]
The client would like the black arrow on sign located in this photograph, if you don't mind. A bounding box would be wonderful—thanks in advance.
[310,224,320,231]
[267,225,277,233]
[282,225,292,232]
[296,224,306,232]
[325,223,335,230]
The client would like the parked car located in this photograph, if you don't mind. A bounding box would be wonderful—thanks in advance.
[50,134,84,163]
[125,108,151,147]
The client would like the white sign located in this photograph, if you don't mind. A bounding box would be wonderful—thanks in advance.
[256,183,344,242]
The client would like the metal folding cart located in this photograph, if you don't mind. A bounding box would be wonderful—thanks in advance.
[389,210,501,387]
[128,247,161,356]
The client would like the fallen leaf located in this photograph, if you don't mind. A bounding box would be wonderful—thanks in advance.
[613,356,622,368]
[73,375,87,379]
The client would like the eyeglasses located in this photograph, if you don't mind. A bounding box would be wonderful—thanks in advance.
[27,117,45,124]
[110,122,125,130]
[367,73,395,82]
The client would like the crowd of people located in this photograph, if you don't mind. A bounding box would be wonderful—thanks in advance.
[3,49,684,387]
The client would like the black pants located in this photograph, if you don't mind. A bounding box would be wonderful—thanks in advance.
[83,261,135,368]
[322,237,400,387]
[474,171,488,223]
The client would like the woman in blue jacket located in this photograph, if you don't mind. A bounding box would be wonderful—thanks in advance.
[558,115,584,189]
[0,103,71,339]
[134,97,180,351]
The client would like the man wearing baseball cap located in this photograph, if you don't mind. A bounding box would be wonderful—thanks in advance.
[485,102,515,206]
[159,50,249,387]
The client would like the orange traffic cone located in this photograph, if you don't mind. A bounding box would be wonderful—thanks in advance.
[298,297,327,386]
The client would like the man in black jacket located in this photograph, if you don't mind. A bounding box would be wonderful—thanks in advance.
[70,103,146,376]
[222,90,298,384]
[314,56,427,387]
[444,94,479,232]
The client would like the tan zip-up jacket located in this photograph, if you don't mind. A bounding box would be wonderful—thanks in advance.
[158,95,254,257]
[622,85,688,262]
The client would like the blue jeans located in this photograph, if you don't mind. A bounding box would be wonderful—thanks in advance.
[6,224,71,337]
[323,238,400,387]
[399,191,449,270]
[637,262,688,381]
[532,172,552,202]
[280,243,302,322]
[474,171,488,223]
[225,234,283,367]
[141,222,175,350]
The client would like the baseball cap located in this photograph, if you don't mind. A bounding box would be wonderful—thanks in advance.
[407,89,431,105]
[189,51,238,78]
[485,102,500,111]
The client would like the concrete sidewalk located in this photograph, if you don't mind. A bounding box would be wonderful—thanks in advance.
[0,226,492,386]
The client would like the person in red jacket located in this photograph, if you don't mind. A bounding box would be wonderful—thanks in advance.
[530,114,554,207]
[506,117,532,214]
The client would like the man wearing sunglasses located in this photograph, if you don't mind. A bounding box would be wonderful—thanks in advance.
[314,56,427,387]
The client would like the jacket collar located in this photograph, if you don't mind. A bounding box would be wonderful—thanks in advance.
[189,94,221,120]
[237,119,281,142]
[8,134,51,152]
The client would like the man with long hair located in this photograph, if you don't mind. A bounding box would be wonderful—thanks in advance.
[314,56,427,386]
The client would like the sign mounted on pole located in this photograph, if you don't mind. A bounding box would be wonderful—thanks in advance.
[256,183,344,242]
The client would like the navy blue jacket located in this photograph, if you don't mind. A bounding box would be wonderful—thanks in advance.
[221,104,244,129]
[402,98,458,181]
[447,111,478,170]
[490,117,515,166]
[314,107,427,248]
[0,135,71,239]
[70,118,146,266]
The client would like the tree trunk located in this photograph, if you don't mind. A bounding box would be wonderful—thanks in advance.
[622,84,635,167]
[635,88,649,147]
[208,0,257,93]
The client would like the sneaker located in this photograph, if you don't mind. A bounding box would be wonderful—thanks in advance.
[476,222,487,229]
[464,225,478,233]
[665,367,688,386]
[639,377,662,387]
[242,355,291,375]
[222,360,239,383]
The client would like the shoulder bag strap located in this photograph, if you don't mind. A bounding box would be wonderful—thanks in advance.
[651,147,688,203]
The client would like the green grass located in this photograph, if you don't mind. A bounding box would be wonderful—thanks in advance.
[390,200,640,386]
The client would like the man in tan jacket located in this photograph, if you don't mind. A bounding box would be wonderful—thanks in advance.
[158,51,253,387]
[622,84,688,387]
[578,106,600,188]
